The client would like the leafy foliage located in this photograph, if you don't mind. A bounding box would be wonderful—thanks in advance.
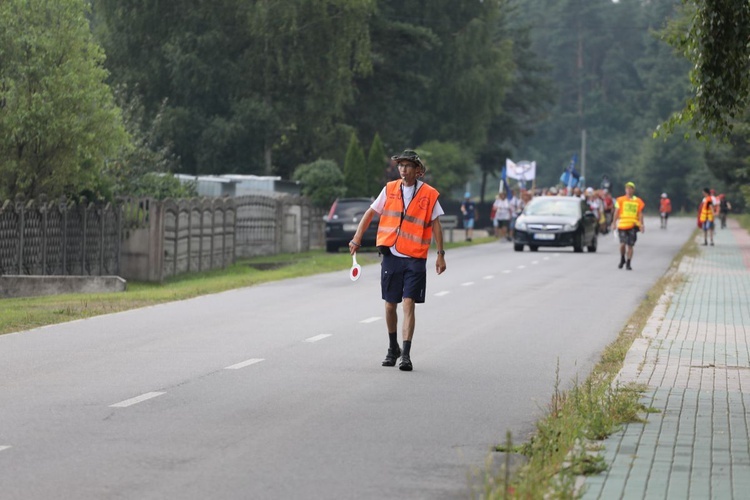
[366,133,388,195]
[662,1,750,138]
[293,159,346,209]
[343,133,368,197]
[0,0,128,199]
[417,141,475,196]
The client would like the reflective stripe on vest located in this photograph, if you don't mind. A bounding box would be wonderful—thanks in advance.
[376,180,439,259]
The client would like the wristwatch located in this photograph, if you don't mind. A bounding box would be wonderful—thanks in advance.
[437,250,445,255]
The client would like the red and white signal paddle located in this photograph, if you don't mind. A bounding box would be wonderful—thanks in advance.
[350,253,362,281]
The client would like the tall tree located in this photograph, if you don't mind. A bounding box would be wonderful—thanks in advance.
[93,0,374,178]
[343,133,367,197]
[0,0,127,199]
[366,133,388,195]
[663,0,750,137]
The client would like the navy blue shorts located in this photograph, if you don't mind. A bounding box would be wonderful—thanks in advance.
[381,253,427,304]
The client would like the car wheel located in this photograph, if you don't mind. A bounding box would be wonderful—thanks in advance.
[587,235,598,253]
[514,244,524,252]
[325,242,339,253]
[529,245,539,252]
[573,231,584,253]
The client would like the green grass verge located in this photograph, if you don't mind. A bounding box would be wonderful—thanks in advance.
[482,230,700,499]
[0,237,491,336]
[737,214,750,232]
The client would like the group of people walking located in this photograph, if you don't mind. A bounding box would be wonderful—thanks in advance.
[348,148,734,372]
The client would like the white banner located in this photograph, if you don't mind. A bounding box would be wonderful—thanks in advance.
[505,159,536,181]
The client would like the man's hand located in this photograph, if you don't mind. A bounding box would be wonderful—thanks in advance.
[436,254,446,275]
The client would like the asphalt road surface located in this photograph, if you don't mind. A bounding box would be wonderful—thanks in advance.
[0,217,694,499]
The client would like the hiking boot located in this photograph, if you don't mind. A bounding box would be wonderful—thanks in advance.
[626,263,632,271]
[399,353,413,371]
[618,259,625,269]
[382,346,401,367]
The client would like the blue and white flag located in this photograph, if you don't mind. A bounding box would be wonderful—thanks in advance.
[559,154,581,188]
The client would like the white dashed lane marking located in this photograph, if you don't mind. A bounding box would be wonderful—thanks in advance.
[359,317,381,324]
[502,270,512,274]
[0,446,11,453]
[305,334,332,343]
[483,275,494,280]
[517,265,526,269]
[461,282,475,287]
[225,358,265,370]
[543,257,550,261]
[434,291,451,297]
[110,392,166,408]
[532,261,539,265]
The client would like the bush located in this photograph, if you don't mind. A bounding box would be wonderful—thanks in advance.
[293,159,346,208]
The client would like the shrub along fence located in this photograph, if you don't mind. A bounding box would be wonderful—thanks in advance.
[0,197,121,277]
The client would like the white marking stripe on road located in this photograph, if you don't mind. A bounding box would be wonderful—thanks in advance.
[435,291,451,297]
[543,257,550,261]
[225,358,265,370]
[461,282,475,287]
[305,334,332,343]
[110,392,166,408]
[517,265,526,269]
[532,261,539,265]
[483,275,494,280]
[359,317,381,324]
[502,270,512,274]
[0,446,11,453]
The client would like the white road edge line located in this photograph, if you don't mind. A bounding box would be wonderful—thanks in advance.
[305,334,332,343]
[225,358,265,370]
[461,282,475,287]
[110,392,166,408]
[0,446,11,453]
[359,317,381,324]
[434,291,450,297]
[483,275,494,280]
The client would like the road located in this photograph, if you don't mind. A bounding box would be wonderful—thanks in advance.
[0,217,694,499]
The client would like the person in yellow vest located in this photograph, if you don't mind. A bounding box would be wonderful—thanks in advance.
[349,150,446,371]
[698,187,715,246]
[611,181,645,270]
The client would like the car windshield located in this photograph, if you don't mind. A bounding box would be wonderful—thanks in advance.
[333,201,371,220]
[524,199,580,217]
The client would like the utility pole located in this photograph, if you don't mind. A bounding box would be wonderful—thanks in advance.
[581,129,587,188]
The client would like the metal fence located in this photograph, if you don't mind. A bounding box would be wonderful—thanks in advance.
[0,197,121,276]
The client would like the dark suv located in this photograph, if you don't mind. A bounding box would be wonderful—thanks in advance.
[324,198,379,252]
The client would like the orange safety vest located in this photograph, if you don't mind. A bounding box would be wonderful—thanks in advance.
[615,195,645,230]
[659,198,672,214]
[377,180,440,259]
[699,197,714,222]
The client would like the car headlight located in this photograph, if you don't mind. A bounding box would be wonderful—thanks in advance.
[563,223,577,231]
[515,221,527,231]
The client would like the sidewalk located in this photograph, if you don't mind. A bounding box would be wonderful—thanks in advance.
[583,218,750,499]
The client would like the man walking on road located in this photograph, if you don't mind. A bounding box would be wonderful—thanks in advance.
[349,150,447,371]
[612,181,645,270]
